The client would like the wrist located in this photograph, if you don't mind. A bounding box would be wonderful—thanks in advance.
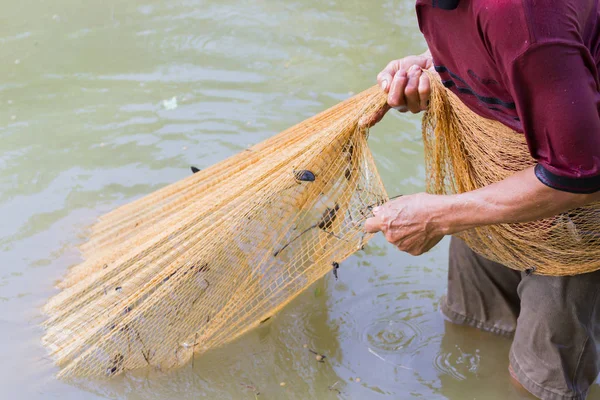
[431,193,482,236]
[426,194,461,236]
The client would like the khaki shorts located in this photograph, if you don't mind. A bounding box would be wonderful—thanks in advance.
[442,237,600,400]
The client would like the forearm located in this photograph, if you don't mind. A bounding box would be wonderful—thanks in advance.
[435,166,600,235]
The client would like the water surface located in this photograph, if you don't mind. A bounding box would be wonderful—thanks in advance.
[1,1,598,399]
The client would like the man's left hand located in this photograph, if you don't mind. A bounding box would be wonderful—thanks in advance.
[364,193,446,256]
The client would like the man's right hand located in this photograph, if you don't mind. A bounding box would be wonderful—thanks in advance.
[361,50,434,128]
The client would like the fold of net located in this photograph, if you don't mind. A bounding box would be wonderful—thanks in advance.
[42,86,389,378]
[423,72,600,276]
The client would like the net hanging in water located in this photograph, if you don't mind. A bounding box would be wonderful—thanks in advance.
[42,86,390,378]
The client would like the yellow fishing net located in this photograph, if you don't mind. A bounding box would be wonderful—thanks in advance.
[423,72,600,276]
[42,86,389,378]
[43,71,600,378]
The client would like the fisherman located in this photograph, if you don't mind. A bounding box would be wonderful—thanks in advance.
[363,1,600,399]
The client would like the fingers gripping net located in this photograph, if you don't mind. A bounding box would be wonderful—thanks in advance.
[423,72,600,276]
[42,86,389,378]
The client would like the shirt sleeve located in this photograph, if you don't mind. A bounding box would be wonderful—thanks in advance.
[505,42,600,193]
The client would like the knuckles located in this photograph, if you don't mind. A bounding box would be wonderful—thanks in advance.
[387,95,402,108]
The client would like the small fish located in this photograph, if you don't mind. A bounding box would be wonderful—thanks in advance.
[344,168,352,181]
[318,204,340,231]
[332,262,339,280]
[162,271,176,283]
[191,166,201,174]
[106,353,124,376]
[274,204,341,257]
[293,169,316,182]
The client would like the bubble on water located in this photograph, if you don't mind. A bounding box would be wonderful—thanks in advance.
[14,59,20,65]
[362,319,421,353]
[10,115,16,121]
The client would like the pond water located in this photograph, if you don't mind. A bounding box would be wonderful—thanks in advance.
[1,1,598,399]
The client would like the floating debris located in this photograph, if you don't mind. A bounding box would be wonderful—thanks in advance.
[162,96,178,110]
[191,166,201,174]
[328,381,342,394]
[240,383,260,396]
[308,348,326,363]
[279,382,286,387]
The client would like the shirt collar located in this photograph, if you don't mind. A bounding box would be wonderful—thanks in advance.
[432,0,460,10]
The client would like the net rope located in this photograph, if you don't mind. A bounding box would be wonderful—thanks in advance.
[423,71,600,276]
[43,86,390,378]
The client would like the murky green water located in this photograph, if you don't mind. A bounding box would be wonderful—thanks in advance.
[1,1,598,399]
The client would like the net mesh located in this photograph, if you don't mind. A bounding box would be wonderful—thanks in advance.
[44,71,600,378]
[42,86,389,378]
[423,71,600,276]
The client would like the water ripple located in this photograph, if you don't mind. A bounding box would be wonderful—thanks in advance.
[362,318,422,354]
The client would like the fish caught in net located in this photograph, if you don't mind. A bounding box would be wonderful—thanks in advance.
[42,86,390,378]
[423,71,600,276]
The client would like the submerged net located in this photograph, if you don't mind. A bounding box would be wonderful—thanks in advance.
[423,72,600,276]
[42,86,389,378]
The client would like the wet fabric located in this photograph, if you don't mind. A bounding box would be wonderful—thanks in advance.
[442,237,600,400]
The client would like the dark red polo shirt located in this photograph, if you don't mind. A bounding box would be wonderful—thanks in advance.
[416,0,600,193]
